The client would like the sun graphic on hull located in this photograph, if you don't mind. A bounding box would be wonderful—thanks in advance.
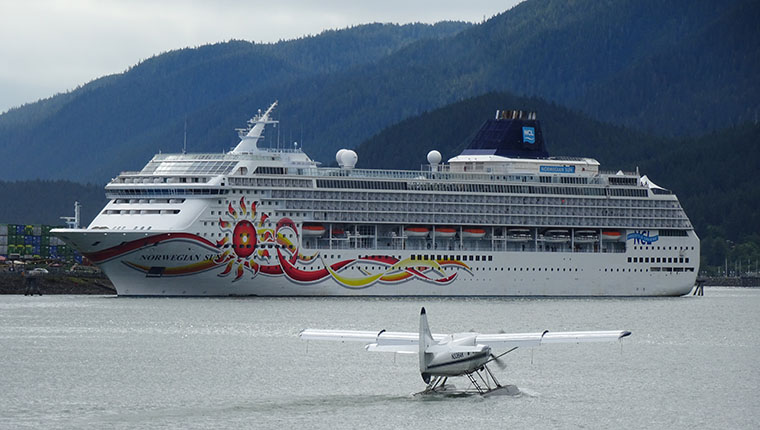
[108,197,472,287]
[214,197,298,281]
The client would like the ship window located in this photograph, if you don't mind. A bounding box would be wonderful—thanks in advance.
[627,257,632,263]
[685,258,689,263]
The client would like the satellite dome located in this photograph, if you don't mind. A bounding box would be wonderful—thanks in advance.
[427,150,442,166]
[341,150,358,169]
[336,149,348,166]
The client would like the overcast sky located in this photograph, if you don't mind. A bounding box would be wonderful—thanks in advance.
[0,0,522,114]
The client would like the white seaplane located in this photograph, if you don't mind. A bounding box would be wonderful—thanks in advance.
[299,307,631,396]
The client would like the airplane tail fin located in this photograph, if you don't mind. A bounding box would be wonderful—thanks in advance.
[419,307,435,383]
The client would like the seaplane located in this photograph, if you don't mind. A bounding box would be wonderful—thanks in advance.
[299,307,631,396]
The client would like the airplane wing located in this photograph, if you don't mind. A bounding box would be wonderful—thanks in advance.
[299,329,630,354]
[475,330,631,349]
[299,329,438,354]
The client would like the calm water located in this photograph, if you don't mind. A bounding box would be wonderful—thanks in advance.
[0,288,758,429]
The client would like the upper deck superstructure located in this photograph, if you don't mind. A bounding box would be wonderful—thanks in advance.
[53,103,699,296]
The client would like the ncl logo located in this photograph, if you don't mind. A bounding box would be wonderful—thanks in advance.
[627,230,659,245]
[522,127,535,144]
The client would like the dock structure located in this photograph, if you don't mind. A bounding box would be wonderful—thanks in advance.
[23,271,42,296]
[692,278,705,296]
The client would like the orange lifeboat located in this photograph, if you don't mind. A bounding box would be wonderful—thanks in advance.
[433,227,457,239]
[405,227,429,238]
[602,230,623,241]
[302,224,326,237]
[462,228,486,239]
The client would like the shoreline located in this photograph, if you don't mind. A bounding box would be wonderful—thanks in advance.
[0,272,115,295]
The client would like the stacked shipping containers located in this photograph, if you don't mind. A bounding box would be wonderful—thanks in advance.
[0,224,82,263]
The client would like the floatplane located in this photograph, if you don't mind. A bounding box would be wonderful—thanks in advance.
[299,307,631,396]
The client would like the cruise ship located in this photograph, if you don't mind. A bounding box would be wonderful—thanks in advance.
[52,102,699,296]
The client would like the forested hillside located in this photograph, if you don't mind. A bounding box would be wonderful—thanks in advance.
[0,0,756,183]
[0,180,106,225]
[355,92,760,268]
[0,22,469,181]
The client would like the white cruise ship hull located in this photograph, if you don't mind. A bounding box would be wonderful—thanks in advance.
[54,228,698,297]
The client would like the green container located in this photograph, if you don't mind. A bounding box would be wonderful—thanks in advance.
[24,244,33,255]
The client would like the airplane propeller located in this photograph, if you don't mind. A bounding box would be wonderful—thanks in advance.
[489,353,507,370]
[485,346,518,370]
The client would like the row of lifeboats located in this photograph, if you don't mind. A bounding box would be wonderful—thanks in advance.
[404,227,486,239]
[301,224,487,239]
[301,224,625,242]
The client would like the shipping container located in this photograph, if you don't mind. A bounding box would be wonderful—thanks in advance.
[25,244,33,254]
[0,236,6,245]
[24,225,33,235]
[0,224,7,236]
[0,245,7,255]
[33,225,42,236]
[15,225,24,235]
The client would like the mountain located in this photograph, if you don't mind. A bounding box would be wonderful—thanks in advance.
[0,180,106,226]
[0,22,470,181]
[354,91,760,267]
[0,0,756,184]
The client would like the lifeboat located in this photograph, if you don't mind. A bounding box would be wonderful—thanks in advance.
[506,228,531,242]
[330,228,345,237]
[302,224,326,237]
[405,227,429,238]
[461,228,486,239]
[542,229,570,242]
[432,227,456,239]
[573,230,598,243]
[602,230,623,241]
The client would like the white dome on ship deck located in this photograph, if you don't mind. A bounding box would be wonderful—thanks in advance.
[427,150,442,166]
[336,149,348,166]
[341,150,358,169]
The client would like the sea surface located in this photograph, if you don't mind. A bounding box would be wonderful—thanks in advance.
[0,288,758,429]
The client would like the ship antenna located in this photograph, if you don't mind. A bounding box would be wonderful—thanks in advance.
[182,117,187,154]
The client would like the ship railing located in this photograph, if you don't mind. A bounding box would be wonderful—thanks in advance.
[302,167,513,182]
[599,169,638,176]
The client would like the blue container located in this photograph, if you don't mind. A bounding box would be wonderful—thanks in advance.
[15,225,24,235]
[74,254,83,264]
[24,235,33,245]
[50,246,58,254]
